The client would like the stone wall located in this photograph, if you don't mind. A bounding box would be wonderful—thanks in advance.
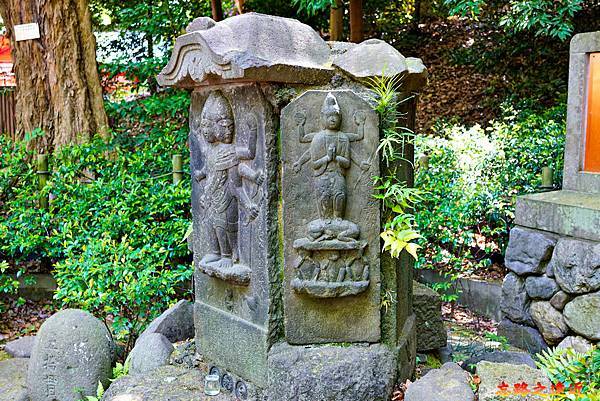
[500,225,599,351]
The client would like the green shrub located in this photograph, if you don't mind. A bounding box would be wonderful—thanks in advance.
[415,103,566,280]
[0,90,193,343]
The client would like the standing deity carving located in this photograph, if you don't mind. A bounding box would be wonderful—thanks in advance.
[193,90,263,285]
[291,92,371,298]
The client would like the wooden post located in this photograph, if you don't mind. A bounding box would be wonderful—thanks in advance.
[330,0,344,41]
[541,166,553,189]
[211,0,224,21]
[173,154,183,185]
[37,154,49,209]
[349,0,364,43]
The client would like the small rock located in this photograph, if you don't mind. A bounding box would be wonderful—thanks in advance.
[476,361,551,401]
[413,281,447,352]
[436,345,453,364]
[4,336,36,358]
[0,358,28,401]
[505,227,556,275]
[129,333,174,375]
[563,292,600,340]
[551,238,600,294]
[497,319,548,354]
[169,339,199,369]
[137,300,194,344]
[27,309,114,401]
[557,336,593,353]
[530,301,569,344]
[549,291,571,311]
[525,276,559,300]
[404,362,475,401]
[501,273,532,325]
[461,350,536,373]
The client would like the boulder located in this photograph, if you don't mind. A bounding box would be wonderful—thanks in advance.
[0,358,28,401]
[412,281,447,352]
[505,227,556,275]
[563,292,600,340]
[530,301,569,344]
[551,238,600,294]
[137,300,194,344]
[549,291,572,311]
[557,336,593,353]
[27,309,114,401]
[129,333,174,376]
[501,273,532,325]
[525,276,559,300]
[461,350,536,373]
[5,336,36,358]
[268,343,396,401]
[404,362,475,401]
[476,361,551,401]
[497,319,548,354]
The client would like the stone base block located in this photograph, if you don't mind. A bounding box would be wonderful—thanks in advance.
[194,301,269,387]
[267,343,397,401]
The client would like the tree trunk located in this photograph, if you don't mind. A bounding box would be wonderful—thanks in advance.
[0,0,108,152]
[329,0,344,41]
[211,0,224,22]
[349,0,363,43]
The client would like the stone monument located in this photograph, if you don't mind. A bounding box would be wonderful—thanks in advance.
[158,13,427,400]
[500,32,600,351]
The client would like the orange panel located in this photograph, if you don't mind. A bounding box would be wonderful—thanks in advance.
[585,53,600,172]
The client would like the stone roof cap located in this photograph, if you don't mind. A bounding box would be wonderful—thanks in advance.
[158,13,427,90]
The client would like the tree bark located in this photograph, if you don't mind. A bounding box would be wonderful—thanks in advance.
[349,0,363,43]
[211,0,224,22]
[329,0,344,41]
[0,0,108,152]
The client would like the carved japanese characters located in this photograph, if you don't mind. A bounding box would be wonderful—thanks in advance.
[193,90,264,285]
[291,92,371,298]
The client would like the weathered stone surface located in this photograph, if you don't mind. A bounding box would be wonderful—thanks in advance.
[137,300,194,344]
[557,336,593,353]
[331,39,427,92]
[190,84,279,387]
[515,191,600,241]
[169,339,199,370]
[525,275,560,300]
[497,318,548,354]
[5,336,36,358]
[563,292,600,340]
[412,281,447,351]
[27,309,114,401]
[0,358,28,401]
[129,333,174,376]
[551,238,600,294]
[404,362,475,401]
[501,273,532,325]
[102,365,239,401]
[281,89,381,344]
[505,227,556,275]
[461,350,536,373]
[268,343,396,401]
[530,301,569,344]
[157,13,334,88]
[476,361,551,401]
[550,291,572,311]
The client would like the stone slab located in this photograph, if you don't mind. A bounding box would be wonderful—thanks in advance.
[412,281,447,352]
[0,358,28,401]
[476,361,551,401]
[281,89,381,344]
[268,342,397,401]
[497,318,548,355]
[137,300,194,344]
[129,333,174,375]
[515,191,600,242]
[5,336,36,358]
[404,362,475,401]
[194,301,269,387]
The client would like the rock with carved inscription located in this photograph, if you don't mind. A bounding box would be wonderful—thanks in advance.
[27,309,114,401]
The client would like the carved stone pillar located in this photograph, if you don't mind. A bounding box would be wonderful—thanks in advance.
[158,13,427,400]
